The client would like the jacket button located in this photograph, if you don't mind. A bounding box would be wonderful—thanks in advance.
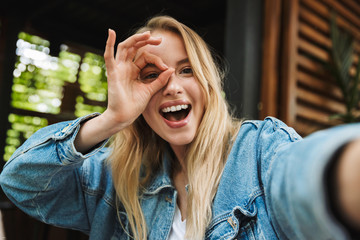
[165,196,172,203]
[61,123,72,133]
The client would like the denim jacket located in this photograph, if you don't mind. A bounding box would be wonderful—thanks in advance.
[1,113,359,239]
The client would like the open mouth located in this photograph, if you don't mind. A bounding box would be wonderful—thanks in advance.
[160,104,191,121]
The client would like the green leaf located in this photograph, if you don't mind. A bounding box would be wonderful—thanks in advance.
[327,11,359,121]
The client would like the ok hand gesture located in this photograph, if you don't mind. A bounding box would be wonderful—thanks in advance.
[103,29,173,129]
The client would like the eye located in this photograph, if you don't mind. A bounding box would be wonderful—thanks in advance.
[139,72,159,82]
[145,72,159,79]
[179,67,193,76]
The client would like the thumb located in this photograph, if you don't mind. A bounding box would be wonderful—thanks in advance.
[146,68,174,95]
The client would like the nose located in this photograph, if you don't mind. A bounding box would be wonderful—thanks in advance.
[162,72,183,96]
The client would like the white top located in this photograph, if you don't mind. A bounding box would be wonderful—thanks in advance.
[168,204,186,240]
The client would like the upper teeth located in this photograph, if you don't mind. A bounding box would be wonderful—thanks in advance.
[161,104,189,113]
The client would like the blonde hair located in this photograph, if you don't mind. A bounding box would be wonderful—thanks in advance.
[108,15,242,239]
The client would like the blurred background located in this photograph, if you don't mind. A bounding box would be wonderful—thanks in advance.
[0,0,359,239]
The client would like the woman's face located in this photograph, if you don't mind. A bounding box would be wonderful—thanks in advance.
[139,30,205,149]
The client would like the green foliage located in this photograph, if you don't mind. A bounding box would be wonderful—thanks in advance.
[75,96,106,118]
[11,35,81,114]
[326,13,360,123]
[18,32,50,47]
[4,32,108,161]
[78,52,108,103]
[4,114,48,161]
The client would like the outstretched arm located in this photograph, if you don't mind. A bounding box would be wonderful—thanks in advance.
[260,118,360,239]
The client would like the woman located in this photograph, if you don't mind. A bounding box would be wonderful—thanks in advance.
[1,15,360,240]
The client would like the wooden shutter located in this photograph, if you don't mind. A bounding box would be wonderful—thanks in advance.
[261,0,360,136]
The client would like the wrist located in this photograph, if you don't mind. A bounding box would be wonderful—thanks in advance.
[74,112,126,154]
[100,109,130,135]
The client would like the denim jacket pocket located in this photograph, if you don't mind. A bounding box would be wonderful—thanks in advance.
[205,205,258,240]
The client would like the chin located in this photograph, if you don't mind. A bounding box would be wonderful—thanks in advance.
[165,134,196,147]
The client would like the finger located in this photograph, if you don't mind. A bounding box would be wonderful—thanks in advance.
[121,31,152,48]
[126,37,162,62]
[115,42,125,63]
[133,51,168,71]
[134,37,162,48]
[146,68,175,95]
[104,29,117,72]
[115,31,152,62]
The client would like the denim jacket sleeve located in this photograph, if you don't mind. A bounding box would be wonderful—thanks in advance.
[259,117,360,239]
[0,113,109,233]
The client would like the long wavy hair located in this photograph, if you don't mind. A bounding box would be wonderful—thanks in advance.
[108,15,242,239]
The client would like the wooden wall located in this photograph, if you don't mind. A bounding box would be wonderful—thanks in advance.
[260,0,360,136]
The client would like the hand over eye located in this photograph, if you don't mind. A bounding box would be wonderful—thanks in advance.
[102,29,173,127]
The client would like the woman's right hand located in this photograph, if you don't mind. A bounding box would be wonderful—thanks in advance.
[74,29,173,153]
[102,29,173,131]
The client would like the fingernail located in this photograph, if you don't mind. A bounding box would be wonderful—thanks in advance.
[162,63,168,69]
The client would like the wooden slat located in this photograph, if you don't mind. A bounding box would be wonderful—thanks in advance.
[340,0,360,16]
[321,0,360,28]
[302,0,329,18]
[298,53,359,83]
[296,87,346,113]
[299,22,331,48]
[302,0,360,42]
[297,55,327,74]
[299,7,360,54]
[298,38,330,61]
[299,6,328,33]
[298,27,359,68]
[294,119,331,136]
[299,8,360,56]
[297,70,342,100]
[296,104,334,125]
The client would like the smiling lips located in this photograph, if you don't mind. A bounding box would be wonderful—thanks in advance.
[159,102,192,128]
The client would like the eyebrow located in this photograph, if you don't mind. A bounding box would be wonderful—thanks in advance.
[176,58,189,65]
[141,58,190,71]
